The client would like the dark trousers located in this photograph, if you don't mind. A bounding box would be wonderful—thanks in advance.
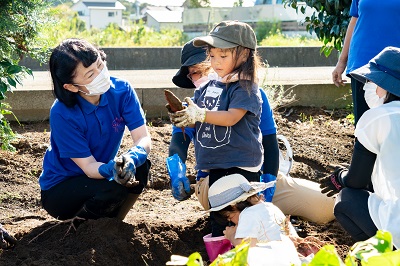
[209,167,260,237]
[41,160,151,220]
[334,187,378,241]
[351,77,369,126]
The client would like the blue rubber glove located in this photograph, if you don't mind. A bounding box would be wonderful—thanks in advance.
[98,159,117,179]
[260,174,277,202]
[196,169,209,181]
[166,154,191,201]
[119,145,148,179]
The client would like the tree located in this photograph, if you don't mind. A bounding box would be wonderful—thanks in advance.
[188,0,210,8]
[283,0,351,56]
[234,0,244,7]
[0,0,53,150]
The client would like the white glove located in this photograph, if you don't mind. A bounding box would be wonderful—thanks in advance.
[169,97,206,127]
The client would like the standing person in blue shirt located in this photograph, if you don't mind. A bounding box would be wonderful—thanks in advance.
[332,0,400,124]
[39,38,152,224]
[168,39,335,225]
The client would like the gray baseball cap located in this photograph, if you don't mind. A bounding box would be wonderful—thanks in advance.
[193,20,257,50]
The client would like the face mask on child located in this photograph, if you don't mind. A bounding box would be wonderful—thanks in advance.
[78,65,111,96]
[363,82,386,108]
[193,76,208,88]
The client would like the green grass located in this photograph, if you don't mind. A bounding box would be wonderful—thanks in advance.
[259,31,323,47]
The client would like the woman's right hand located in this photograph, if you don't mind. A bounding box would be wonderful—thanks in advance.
[332,61,347,87]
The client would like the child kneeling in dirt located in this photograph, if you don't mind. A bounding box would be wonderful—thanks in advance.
[207,174,297,247]
[207,174,323,261]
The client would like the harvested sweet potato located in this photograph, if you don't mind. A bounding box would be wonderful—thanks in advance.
[164,89,186,140]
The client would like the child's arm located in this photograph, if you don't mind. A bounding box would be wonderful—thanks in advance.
[223,226,258,247]
[170,97,246,127]
[204,108,246,126]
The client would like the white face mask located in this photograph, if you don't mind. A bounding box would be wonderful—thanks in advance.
[363,82,386,108]
[78,65,111,96]
[193,75,208,88]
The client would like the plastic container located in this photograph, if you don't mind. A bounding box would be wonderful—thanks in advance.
[203,233,232,262]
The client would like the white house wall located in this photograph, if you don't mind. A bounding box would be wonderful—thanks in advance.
[183,5,314,25]
[89,9,123,29]
[71,0,125,30]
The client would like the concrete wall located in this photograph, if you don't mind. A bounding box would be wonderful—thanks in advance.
[19,46,338,71]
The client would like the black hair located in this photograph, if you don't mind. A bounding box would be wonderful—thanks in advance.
[384,92,400,104]
[49,38,106,107]
[216,194,260,223]
[206,45,261,92]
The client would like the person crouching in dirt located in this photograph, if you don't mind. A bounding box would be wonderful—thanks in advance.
[166,39,335,225]
[39,38,151,225]
[320,46,400,249]
[207,174,323,263]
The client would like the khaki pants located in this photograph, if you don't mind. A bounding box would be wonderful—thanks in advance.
[273,173,335,224]
[195,176,210,210]
[195,173,335,224]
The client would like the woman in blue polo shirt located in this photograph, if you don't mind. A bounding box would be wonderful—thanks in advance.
[39,38,152,223]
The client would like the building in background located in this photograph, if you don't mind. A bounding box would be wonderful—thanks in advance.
[145,6,184,31]
[130,0,312,38]
[72,0,126,29]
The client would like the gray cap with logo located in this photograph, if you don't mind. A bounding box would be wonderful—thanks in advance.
[193,20,257,50]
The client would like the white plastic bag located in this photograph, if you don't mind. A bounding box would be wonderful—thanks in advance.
[277,135,293,176]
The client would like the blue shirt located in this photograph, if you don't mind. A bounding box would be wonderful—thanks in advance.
[347,0,400,74]
[39,77,145,190]
[259,88,277,136]
[193,80,263,170]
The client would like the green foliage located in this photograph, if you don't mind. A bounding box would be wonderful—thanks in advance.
[234,0,244,7]
[307,230,400,266]
[43,7,187,47]
[210,240,250,265]
[173,231,400,266]
[282,0,352,56]
[259,31,322,46]
[0,0,53,151]
[255,20,281,42]
[188,0,211,8]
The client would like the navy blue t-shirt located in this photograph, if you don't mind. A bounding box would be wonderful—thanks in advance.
[193,80,263,170]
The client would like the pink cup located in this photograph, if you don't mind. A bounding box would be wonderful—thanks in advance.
[203,233,233,262]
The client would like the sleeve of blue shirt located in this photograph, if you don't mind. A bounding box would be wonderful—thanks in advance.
[259,88,277,136]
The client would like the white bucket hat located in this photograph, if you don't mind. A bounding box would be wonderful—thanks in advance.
[207,174,275,212]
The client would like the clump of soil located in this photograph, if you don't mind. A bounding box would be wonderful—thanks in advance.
[0,106,356,265]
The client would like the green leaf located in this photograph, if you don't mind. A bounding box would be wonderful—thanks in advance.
[366,250,400,265]
[6,77,17,89]
[308,245,344,266]
[6,65,23,75]
[186,252,203,266]
[210,240,249,266]
[344,230,396,265]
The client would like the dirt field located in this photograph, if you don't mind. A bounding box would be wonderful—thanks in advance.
[0,106,356,265]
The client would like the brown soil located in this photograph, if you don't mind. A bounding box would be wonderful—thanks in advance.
[0,106,356,265]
